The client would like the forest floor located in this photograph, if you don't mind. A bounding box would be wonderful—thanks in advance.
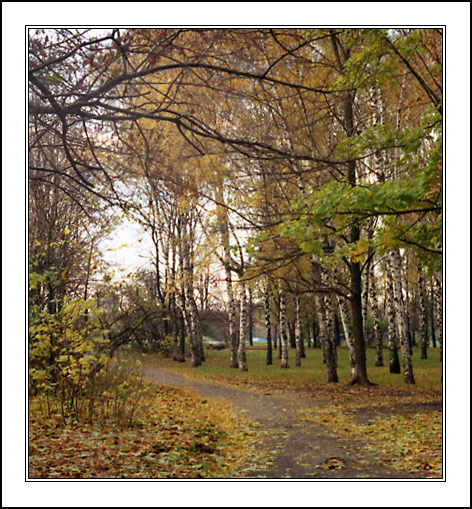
[143,362,442,479]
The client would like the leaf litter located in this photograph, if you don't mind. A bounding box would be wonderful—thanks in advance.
[29,382,263,479]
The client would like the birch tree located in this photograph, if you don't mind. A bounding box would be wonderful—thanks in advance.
[278,286,290,369]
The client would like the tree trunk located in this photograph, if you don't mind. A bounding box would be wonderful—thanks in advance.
[333,312,341,347]
[295,293,303,367]
[178,289,198,367]
[434,274,443,362]
[386,270,401,373]
[248,287,253,347]
[338,295,356,377]
[417,262,428,359]
[368,262,384,367]
[172,295,185,362]
[430,281,437,348]
[317,266,338,382]
[403,251,413,355]
[178,215,203,367]
[178,307,186,362]
[188,290,205,364]
[390,251,415,384]
[220,216,238,368]
[265,282,272,365]
[306,320,313,348]
[238,281,248,371]
[362,258,370,344]
[338,57,370,385]
[349,258,370,385]
[216,194,239,367]
[311,318,318,348]
[288,321,296,349]
[279,288,290,368]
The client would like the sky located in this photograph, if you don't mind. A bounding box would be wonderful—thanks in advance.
[99,217,155,279]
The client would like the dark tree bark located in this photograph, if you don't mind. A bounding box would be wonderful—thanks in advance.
[248,287,254,347]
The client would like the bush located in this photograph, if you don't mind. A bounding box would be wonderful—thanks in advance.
[29,297,148,427]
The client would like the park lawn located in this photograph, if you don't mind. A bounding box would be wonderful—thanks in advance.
[146,346,443,390]
[145,346,443,477]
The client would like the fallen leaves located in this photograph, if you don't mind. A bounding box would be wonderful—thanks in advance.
[29,382,261,479]
[301,407,442,478]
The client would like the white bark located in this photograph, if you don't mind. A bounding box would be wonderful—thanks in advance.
[389,251,415,384]
[368,262,383,367]
[434,274,443,362]
[295,293,303,367]
[418,262,428,359]
[338,295,355,376]
[386,269,401,373]
[238,281,248,371]
[279,287,289,368]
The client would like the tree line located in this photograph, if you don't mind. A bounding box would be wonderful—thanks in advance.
[29,28,442,391]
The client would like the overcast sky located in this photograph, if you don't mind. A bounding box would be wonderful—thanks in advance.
[99,217,154,278]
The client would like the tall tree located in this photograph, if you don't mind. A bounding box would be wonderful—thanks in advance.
[264,280,273,365]
[417,262,428,359]
[278,286,290,369]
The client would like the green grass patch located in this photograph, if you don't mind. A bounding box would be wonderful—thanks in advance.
[146,346,442,390]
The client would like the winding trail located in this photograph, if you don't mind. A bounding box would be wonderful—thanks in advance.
[144,365,423,479]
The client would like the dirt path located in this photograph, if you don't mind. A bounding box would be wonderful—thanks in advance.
[143,365,424,479]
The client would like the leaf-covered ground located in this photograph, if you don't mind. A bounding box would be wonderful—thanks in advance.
[145,351,443,478]
[28,383,260,479]
[299,393,442,477]
[29,348,443,479]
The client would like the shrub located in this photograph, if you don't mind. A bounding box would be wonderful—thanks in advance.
[29,296,147,427]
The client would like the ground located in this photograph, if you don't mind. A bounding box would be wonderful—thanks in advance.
[143,363,441,479]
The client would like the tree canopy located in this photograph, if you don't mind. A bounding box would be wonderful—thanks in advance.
[28,28,442,387]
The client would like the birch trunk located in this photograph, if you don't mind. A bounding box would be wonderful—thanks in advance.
[390,251,415,384]
[176,221,197,367]
[338,295,356,377]
[177,307,186,362]
[226,276,238,368]
[317,265,338,382]
[362,258,370,343]
[238,281,248,371]
[265,282,272,365]
[177,289,198,367]
[219,208,238,368]
[188,289,204,364]
[417,262,428,359]
[186,224,205,365]
[403,251,413,354]
[279,288,290,368]
[433,274,443,362]
[170,237,185,362]
[179,215,203,367]
[368,262,384,367]
[430,280,437,349]
[386,270,401,373]
[295,293,303,367]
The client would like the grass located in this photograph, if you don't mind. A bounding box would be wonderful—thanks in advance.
[146,346,443,390]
